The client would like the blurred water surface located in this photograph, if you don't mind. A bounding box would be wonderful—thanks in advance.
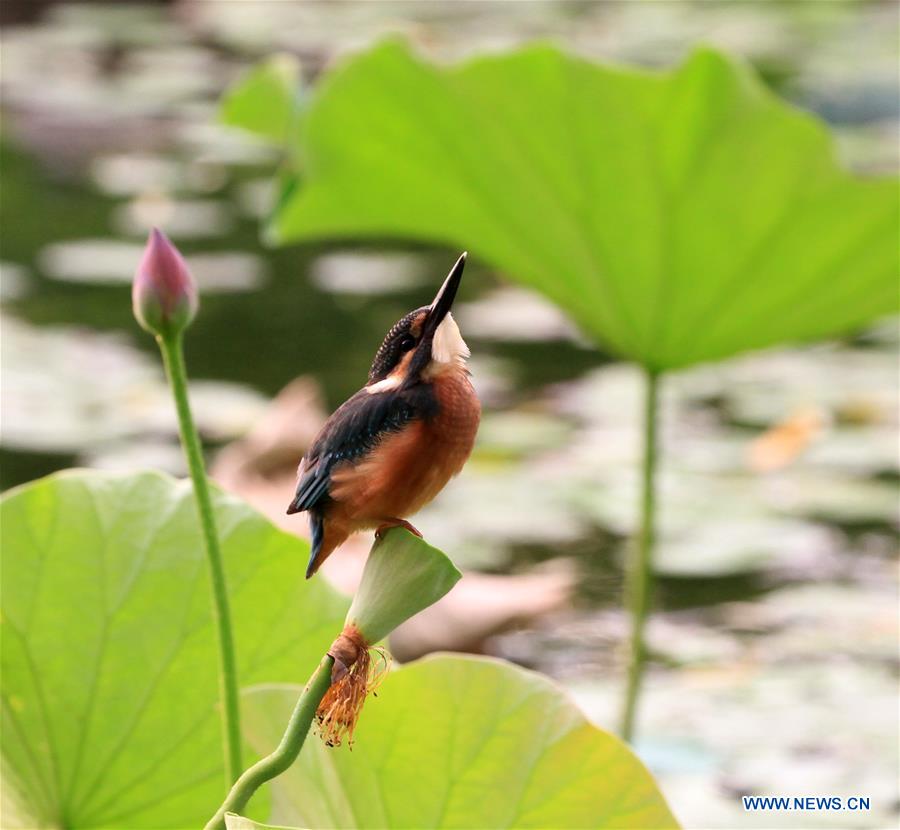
[1,2,898,827]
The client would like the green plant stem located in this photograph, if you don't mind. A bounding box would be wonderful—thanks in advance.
[620,368,661,742]
[158,332,242,783]
[204,655,335,830]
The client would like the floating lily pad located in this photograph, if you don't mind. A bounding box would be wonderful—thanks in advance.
[112,196,234,239]
[0,262,30,300]
[1,315,268,455]
[475,410,575,459]
[456,287,584,343]
[38,239,265,291]
[309,251,427,295]
[652,517,837,578]
[39,239,147,285]
[90,153,181,196]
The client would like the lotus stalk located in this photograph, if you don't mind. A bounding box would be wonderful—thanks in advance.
[620,369,661,741]
[133,227,243,783]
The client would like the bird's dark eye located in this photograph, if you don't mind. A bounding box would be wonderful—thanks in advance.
[398,334,416,352]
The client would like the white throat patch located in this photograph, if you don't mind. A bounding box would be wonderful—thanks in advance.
[431,313,470,366]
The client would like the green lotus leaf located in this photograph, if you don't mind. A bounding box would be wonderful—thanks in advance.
[261,40,898,371]
[1,470,349,829]
[239,654,679,829]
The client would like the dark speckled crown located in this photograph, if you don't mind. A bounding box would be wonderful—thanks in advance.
[368,307,428,383]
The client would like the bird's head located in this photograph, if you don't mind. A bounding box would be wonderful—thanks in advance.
[367,252,469,391]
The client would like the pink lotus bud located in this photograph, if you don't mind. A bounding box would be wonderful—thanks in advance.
[132,228,198,336]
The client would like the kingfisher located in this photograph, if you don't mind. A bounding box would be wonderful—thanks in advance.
[288,253,480,578]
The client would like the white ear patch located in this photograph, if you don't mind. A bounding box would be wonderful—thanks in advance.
[431,313,470,365]
[365,373,402,394]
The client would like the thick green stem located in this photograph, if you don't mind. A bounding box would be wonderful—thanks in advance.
[204,655,335,830]
[620,368,661,742]
[158,332,242,783]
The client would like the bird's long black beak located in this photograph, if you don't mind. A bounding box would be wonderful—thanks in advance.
[423,252,466,337]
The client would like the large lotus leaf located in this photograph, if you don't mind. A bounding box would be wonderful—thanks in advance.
[237,654,679,829]
[266,41,898,370]
[1,470,349,829]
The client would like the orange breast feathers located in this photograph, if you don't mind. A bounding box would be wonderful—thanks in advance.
[329,371,480,525]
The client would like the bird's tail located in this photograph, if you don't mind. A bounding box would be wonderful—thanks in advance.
[286,491,304,515]
[306,512,331,579]
[306,511,325,579]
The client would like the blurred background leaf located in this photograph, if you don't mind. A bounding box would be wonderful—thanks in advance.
[239,655,679,829]
[263,41,898,370]
[220,54,303,147]
[0,470,348,829]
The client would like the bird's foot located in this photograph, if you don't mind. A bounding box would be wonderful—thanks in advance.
[375,518,423,540]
